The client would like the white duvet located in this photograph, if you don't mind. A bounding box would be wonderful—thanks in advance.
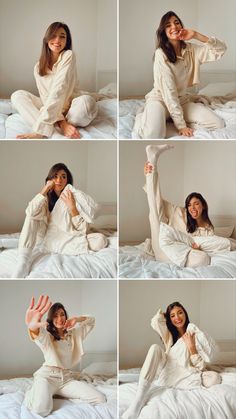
[0,233,117,278]
[119,98,236,140]
[0,98,117,139]
[119,242,236,278]
[119,367,236,419]
[0,376,117,419]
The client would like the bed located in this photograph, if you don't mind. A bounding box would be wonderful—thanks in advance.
[119,365,236,419]
[119,219,236,279]
[119,81,236,139]
[0,83,117,139]
[0,231,117,279]
[0,362,117,419]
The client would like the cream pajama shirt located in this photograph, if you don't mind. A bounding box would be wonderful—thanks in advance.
[11,50,98,137]
[138,310,221,389]
[24,317,106,417]
[145,166,212,267]
[135,37,226,138]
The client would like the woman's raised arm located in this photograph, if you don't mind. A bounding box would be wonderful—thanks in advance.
[25,295,52,335]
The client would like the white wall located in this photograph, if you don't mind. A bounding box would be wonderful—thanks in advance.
[119,0,235,95]
[0,141,117,233]
[0,280,117,378]
[0,0,117,96]
[119,280,236,368]
[119,141,236,242]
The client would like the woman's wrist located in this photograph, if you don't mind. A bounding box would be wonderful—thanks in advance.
[189,346,198,355]
[193,31,209,43]
[70,207,80,217]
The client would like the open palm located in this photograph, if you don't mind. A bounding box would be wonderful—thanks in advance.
[25,295,52,331]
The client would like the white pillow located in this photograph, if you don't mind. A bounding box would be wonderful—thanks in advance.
[214,225,235,238]
[82,361,117,376]
[199,82,236,96]
[0,99,13,115]
[93,214,117,229]
[98,83,117,97]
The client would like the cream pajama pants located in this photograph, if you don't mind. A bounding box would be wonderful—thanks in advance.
[146,167,210,267]
[24,366,105,417]
[135,99,225,139]
[11,90,98,136]
[139,344,221,389]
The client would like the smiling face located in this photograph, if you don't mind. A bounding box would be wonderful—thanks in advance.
[187,197,204,220]
[165,15,182,40]
[170,306,187,330]
[53,308,66,330]
[48,27,67,55]
[53,169,68,194]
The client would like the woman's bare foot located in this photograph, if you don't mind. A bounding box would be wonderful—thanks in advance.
[58,120,81,139]
[146,144,174,167]
[16,133,47,139]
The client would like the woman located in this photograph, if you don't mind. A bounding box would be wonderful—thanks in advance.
[122,301,221,419]
[12,163,107,278]
[134,11,226,139]
[144,144,236,267]
[24,295,106,417]
[11,22,98,139]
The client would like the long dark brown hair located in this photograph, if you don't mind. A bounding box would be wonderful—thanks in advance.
[46,163,73,212]
[185,192,213,234]
[39,22,72,76]
[165,302,190,345]
[46,302,68,340]
[156,11,186,63]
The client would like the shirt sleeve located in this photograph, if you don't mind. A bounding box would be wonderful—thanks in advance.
[28,327,51,351]
[187,323,219,364]
[75,317,95,341]
[33,50,76,137]
[194,37,227,64]
[154,49,187,130]
[25,194,48,219]
[190,353,206,371]
[151,309,172,349]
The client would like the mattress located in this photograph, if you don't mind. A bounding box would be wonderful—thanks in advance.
[0,233,117,279]
[119,81,236,139]
[0,98,117,139]
[0,376,117,419]
[119,367,236,419]
[119,242,236,278]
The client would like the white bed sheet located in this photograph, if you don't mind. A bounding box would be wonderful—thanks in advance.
[119,367,236,419]
[119,99,236,139]
[0,98,117,139]
[0,377,117,419]
[119,243,236,278]
[0,233,117,278]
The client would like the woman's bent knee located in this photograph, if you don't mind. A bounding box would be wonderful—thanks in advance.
[186,250,210,268]
[11,90,27,107]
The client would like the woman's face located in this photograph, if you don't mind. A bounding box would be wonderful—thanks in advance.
[170,306,186,330]
[165,15,182,40]
[187,197,204,220]
[48,27,67,55]
[53,169,68,194]
[53,308,66,330]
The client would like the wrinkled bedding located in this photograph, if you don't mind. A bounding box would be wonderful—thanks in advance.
[119,98,236,139]
[0,375,117,418]
[119,367,236,419]
[0,233,117,278]
[0,98,117,139]
[119,242,236,278]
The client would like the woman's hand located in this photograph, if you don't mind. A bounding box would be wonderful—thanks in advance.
[191,242,201,250]
[177,29,196,41]
[60,189,80,217]
[58,120,81,139]
[25,295,52,332]
[179,127,194,137]
[182,332,197,355]
[64,316,88,330]
[144,162,154,176]
[40,180,55,196]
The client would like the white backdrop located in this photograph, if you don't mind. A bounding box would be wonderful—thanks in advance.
[119,280,236,368]
[0,280,117,378]
[0,0,117,96]
[119,141,236,243]
[119,0,236,95]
